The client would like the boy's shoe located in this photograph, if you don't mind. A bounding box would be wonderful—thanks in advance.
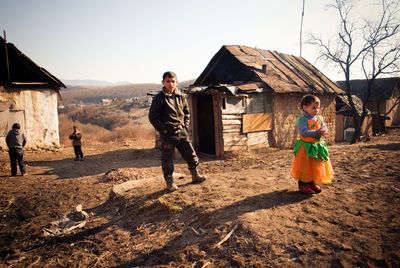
[74,158,79,161]
[299,184,315,194]
[190,169,206,183]
[22,173,28,176]
[310,183,322,193]
[165,175,178,192]
[167,182,178,192]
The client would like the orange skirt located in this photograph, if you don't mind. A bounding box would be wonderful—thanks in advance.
[291,143,334,184]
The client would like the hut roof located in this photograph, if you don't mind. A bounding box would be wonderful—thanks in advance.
[336,77,400,101]
[0,36,66,90]
[192,45,344,95]
[336,94,371,116]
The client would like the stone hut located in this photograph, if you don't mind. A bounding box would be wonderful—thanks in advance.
[185,45,344,157]
[0,36,66,149]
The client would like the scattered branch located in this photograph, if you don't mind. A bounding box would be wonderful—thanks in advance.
[214,223,238,248]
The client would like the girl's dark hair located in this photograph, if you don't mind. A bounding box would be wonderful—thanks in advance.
[162,71,177,80]
[12,123,21,129]
[299,94,320,110]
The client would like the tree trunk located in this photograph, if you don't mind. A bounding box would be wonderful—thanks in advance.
[376,101,388,133]
[351,111,361,144]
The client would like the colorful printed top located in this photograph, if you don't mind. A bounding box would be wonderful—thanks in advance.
[293,112,329,161]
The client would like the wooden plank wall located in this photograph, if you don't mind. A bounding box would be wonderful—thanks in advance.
[221,95,271,152]
[221,107,246,151]
[335,114,345,141]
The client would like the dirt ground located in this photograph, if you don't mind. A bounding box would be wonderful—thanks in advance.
[0,129,399,268]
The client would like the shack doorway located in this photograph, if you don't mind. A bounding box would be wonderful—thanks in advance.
[196,95,216,155]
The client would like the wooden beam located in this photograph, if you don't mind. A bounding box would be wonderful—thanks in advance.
[213,93,223,157]
[3,31,10,82]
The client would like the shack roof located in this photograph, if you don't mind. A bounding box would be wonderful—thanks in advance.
[192,45,344,95]
[0,36,66,90]
[336,77,400,101]
[336,94,371,116]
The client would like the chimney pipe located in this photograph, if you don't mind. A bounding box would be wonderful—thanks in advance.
[262,64,267,74]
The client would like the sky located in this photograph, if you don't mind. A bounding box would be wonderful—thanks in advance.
[0,0,382,84]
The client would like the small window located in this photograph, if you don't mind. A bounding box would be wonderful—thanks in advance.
[226,96,245,108]
[246,92,272,114]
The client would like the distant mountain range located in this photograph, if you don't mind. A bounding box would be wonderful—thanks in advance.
[62,78,196,88]
[60,79,196,104]
[62,79,132,87]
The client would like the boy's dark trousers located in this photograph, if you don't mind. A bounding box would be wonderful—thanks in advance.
[8,147,26,176]
[73,145,84,159]
[161,129,198,178]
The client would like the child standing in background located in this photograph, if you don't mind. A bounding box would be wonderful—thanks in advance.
[291,94,334,194]
[6,123,27,176]
[69,125,84,161]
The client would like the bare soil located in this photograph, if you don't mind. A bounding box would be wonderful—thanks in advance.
[0,129,399,267]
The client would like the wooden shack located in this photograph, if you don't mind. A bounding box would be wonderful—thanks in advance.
[0,36,66,149]
[335,94,372,141]
[185,45,344,157]
[337,78,400,133]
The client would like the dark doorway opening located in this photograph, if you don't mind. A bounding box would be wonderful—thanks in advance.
[197,95,215,155]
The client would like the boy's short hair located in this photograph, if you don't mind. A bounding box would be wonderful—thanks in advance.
[300,94,320,110]
[12,123,20,129]
[162,71,177,80]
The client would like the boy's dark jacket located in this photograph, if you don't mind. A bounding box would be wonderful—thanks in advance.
[6,128,27,153]
[69,132,82,146]
[148,88,190,134]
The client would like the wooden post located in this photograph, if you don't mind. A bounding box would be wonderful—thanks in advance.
[213,93,223,157]
[3,30,11,83]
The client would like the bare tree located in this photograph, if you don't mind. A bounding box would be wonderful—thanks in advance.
[361,0,400,133]
[308,0,400,143]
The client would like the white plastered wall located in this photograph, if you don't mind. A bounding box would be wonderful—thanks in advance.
[0,88,60,149]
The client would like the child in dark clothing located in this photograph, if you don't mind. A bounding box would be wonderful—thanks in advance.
[6,123,27,176]
[148,71,206,192]
[69,126,83,161]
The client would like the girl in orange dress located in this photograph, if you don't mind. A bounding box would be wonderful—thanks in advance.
[291,94,334,194]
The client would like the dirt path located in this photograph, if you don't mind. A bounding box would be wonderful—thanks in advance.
[0,130,399,267]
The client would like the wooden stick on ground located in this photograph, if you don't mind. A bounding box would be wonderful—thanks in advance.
[214,223,238,248]
[202,261,211,268]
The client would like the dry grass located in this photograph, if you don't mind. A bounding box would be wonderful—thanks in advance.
[58,114,154,146]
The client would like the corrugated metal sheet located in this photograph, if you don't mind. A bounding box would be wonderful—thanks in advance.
[193,45,344,95]
[186,82,263,96]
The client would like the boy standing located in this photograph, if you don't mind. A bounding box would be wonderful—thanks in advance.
[149,71,206,192]
[6,123,27,176]
[69,126,84,161]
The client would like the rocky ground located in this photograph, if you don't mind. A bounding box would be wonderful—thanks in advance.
[0,129,399,267]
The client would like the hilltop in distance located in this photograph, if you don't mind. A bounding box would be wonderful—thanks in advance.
[62,79,132,87]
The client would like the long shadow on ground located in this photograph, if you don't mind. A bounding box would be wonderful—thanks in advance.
[115,189,312,267]
[12,188,311,267]
[363,142,400,151]
[27,148,162,179]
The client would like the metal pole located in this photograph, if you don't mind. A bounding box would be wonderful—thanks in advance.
[300,0,305,57]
